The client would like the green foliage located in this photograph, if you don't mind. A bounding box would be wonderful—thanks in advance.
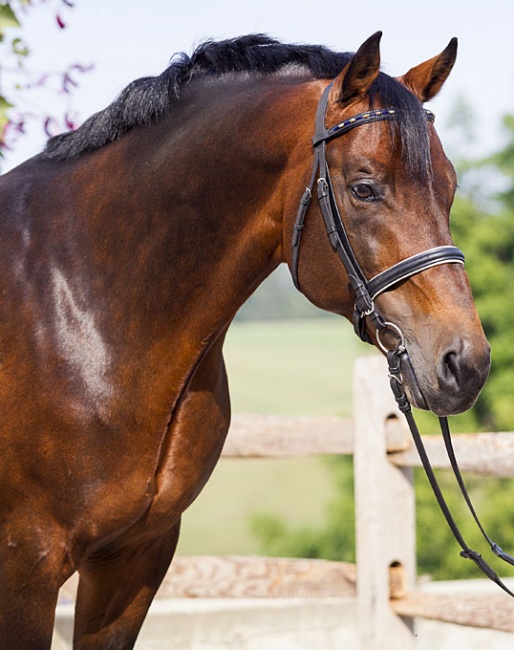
[251,457,356,563]
[416,469,514,580]
[0,4,21,30]
[491,115,514,206]
[0,1,26,143]
[0,95,13,134]
[450,115,514,431]
[252,455,514,581]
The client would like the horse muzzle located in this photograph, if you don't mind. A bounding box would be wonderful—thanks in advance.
[401,337,491,416]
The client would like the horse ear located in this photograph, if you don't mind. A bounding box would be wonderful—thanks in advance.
[398,38,458,102]
[329,32,382,105]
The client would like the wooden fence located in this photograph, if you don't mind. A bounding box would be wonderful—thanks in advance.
[57,356,514,648]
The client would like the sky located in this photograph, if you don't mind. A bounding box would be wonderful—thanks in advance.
[3,0,514,171]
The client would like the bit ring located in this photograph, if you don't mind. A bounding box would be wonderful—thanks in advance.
[376,321,406,353]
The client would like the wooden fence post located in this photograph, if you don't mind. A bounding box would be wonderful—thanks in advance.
[353,355,416,649]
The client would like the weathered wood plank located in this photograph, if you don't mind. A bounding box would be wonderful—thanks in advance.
[391,589,514,632]
[223,414,514,481]
[353,356,416,649]
[389,432,514,477]
[159,556,356,598]
[222,414,353,457]
[58,557,357,603]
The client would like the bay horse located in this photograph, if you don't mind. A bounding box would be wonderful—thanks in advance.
[0,32,490,648]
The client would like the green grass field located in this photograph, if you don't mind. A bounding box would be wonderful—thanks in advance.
[223,318,373,416]
[176,318,374,556]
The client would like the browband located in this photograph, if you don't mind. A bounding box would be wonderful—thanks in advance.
[312,107,435,146]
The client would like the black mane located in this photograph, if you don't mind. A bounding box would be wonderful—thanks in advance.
[42,34,430,174]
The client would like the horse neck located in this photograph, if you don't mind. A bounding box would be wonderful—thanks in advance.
[61,77,316,350]
[124,79,314,324]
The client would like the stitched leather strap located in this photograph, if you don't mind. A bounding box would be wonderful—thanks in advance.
[367,247,464,301]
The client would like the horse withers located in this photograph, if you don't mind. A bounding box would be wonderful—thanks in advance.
[0,32,489,648]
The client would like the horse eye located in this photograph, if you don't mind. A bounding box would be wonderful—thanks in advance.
[351,183,377,202]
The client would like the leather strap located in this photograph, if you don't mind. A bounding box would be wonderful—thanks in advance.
[439,416,514,568]
[367,247,464,301]
[388,349,514,597]
[312,106,434,146]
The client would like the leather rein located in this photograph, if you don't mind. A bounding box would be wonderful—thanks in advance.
[292,82,514,595]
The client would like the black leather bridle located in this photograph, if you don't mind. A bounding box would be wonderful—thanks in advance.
[292,82,514,596]
[291,83,464,343]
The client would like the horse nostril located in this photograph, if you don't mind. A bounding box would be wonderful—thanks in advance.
[445,351,459,380]
[441,349,462,390]
[423,339,490,415]
[441,344,490,393]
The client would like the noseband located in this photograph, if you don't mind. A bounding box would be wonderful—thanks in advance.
[291,82,464,343]
[292,83,514,596]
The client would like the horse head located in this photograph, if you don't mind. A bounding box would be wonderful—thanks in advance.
[286,32,490,416]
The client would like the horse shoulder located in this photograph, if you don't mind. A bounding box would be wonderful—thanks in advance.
[142,333,231,534]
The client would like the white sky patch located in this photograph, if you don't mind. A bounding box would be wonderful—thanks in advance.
[3,0,514,172]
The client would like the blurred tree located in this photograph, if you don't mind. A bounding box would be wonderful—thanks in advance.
[252,458,514,581]
[451,112,514,431]
[235,265,333,321]
[0,0,91,159]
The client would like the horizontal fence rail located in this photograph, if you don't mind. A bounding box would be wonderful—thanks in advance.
[157,556,356,599]
[224,413,514,477]
[391,589,514,633]
[222,414,353,457]
[58,556,357,604]
[390,431,514,477]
